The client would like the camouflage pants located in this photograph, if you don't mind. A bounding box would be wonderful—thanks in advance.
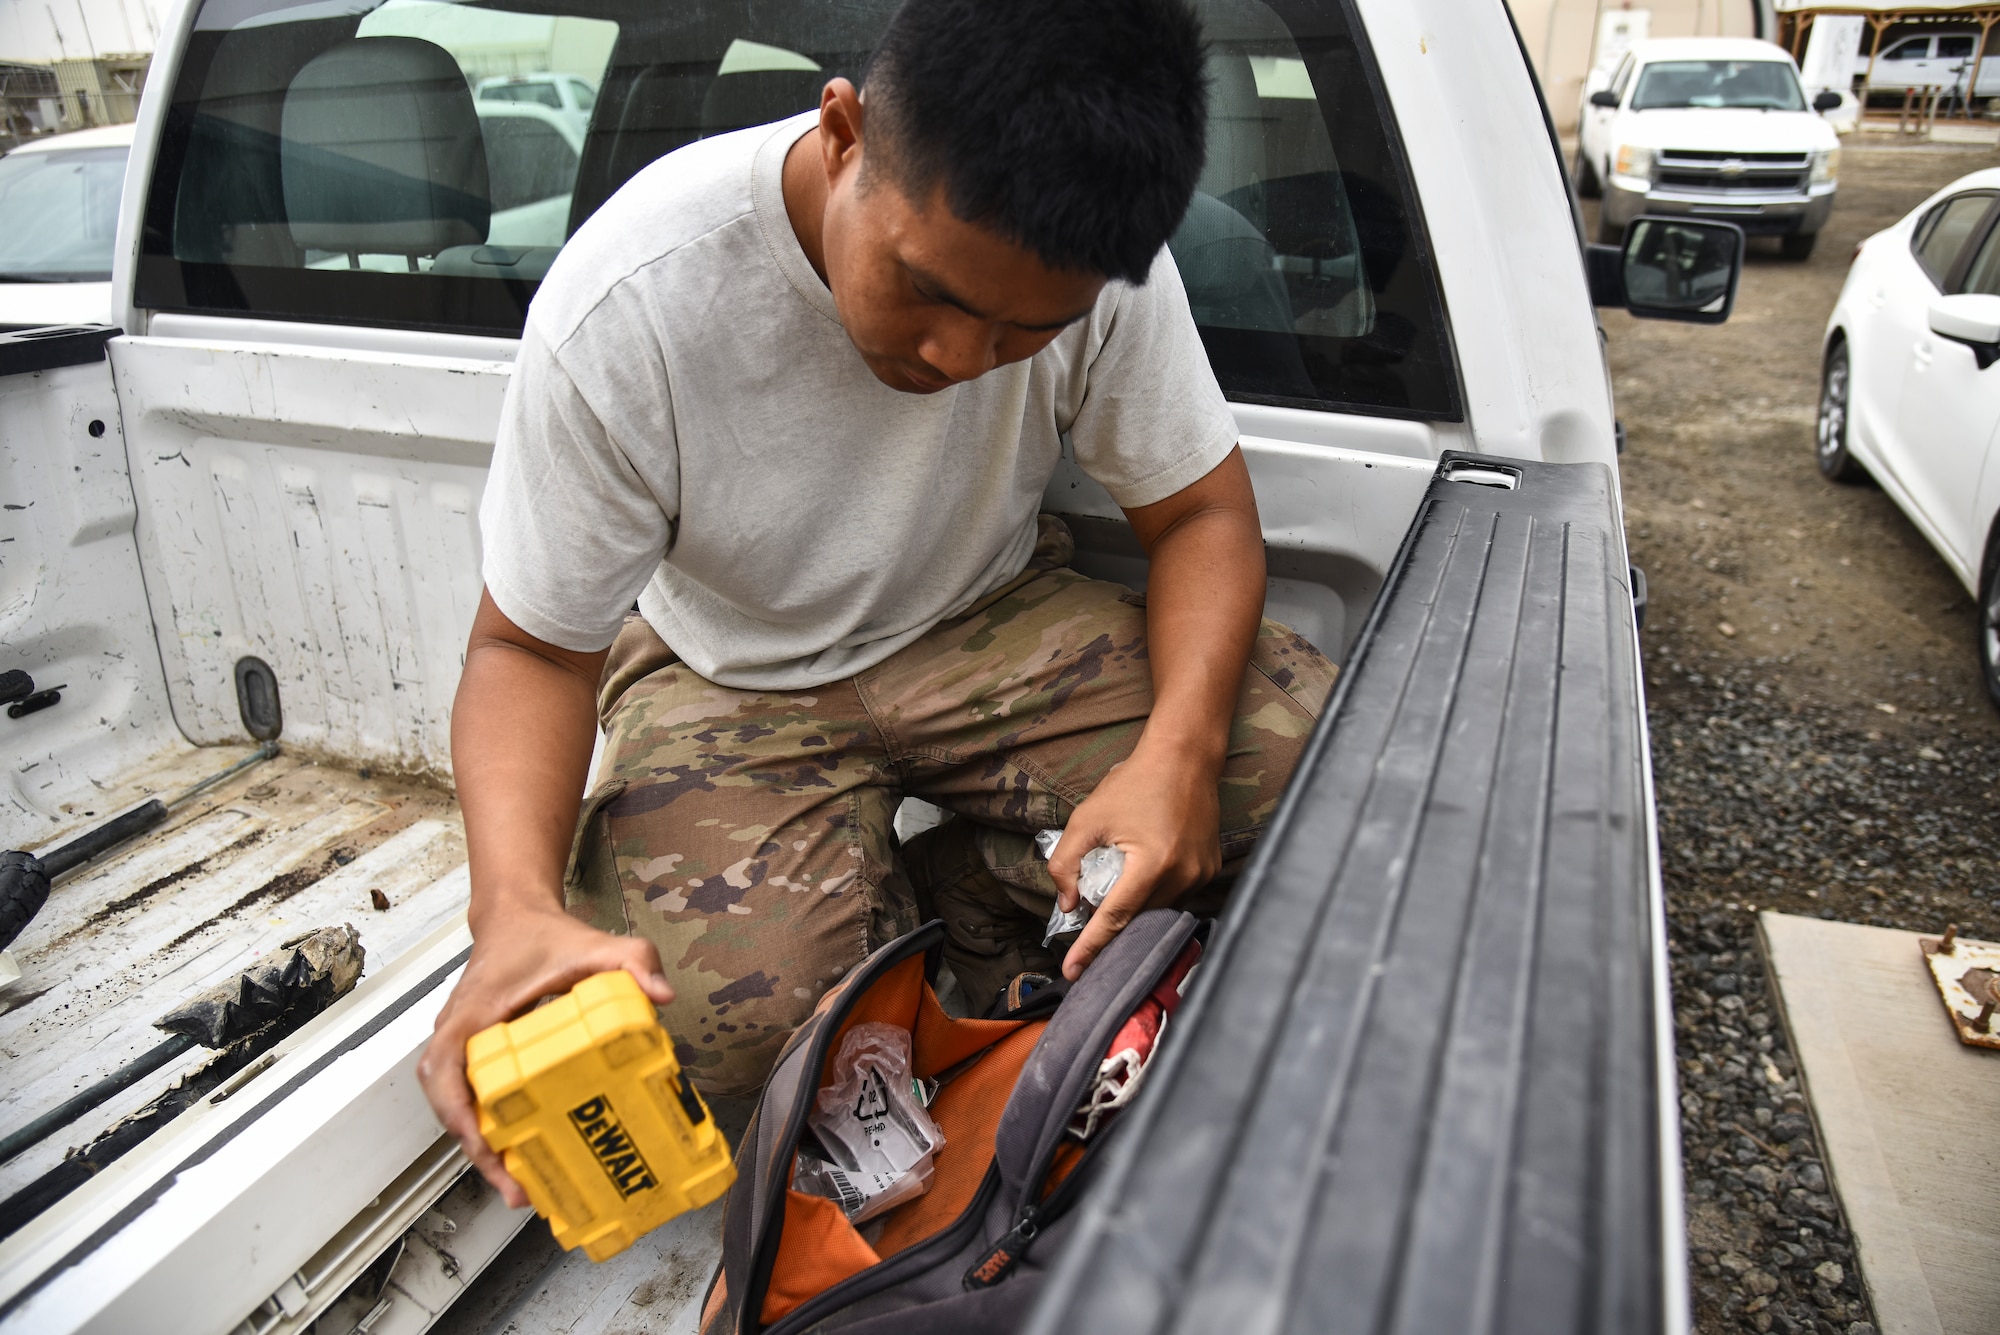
[565,519,1336,1095]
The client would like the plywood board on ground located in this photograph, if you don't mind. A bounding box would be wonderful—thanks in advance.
[1760,912,2000,1335]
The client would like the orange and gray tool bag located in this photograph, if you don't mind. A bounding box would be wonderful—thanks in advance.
[700,908,1202,1334]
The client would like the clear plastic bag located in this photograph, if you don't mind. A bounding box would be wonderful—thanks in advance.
[794,1023,945,1223]
[1035,829,1125,946]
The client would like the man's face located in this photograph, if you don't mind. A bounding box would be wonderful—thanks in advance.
[821,164,1106,395]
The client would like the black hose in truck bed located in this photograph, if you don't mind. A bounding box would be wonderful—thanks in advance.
[0,743,278,952]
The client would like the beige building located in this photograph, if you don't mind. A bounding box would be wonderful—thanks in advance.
[1512,0,1777,132]
[0,0,162,141]
[0,54,146,143]
[52,53,147,127]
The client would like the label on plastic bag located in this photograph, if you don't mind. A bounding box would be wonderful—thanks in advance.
[794,1154,912,1217]
[796,1023,945,1222]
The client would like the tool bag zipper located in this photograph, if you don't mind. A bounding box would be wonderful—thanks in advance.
[956,913,1203,1291]
[960,1135,1106,1290]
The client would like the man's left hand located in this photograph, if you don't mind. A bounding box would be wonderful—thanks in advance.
[1049,443,1264,979]
[1047,738,1223,979]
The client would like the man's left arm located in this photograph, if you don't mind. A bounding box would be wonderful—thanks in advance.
[1048,443,1264,978]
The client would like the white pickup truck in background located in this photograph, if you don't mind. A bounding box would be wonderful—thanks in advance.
[1578,37,1843,259]
[1856,30,2000,100]
[0,0,1743,1331]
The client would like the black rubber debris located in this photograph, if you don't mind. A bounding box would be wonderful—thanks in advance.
[156,923,365,1048]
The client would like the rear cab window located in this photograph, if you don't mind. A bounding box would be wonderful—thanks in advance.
[138,0,1458,422]
[140,0,617,324]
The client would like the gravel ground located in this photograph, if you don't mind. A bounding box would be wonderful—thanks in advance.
[1652,661,2000,1335]
[1586,138,2000,1334]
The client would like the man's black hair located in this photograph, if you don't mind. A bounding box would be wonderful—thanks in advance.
[862,0,1208,284]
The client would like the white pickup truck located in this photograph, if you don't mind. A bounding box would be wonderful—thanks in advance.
[1578,37,1843,259]
[0,1,1742,1331]
[1856,30,2000,100]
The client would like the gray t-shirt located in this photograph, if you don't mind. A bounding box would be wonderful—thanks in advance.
[481,112,1237,690]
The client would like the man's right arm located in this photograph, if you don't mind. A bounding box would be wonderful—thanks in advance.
[416,589,674,1207]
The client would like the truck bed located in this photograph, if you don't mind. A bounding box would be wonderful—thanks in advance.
[1,745,467,1205]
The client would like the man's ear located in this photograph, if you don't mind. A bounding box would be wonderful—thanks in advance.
[818,78,865,187]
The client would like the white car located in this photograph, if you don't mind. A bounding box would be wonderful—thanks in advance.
[1577,36,1842,258]
[474,100,584,249]
[0,122,133,329]
[475,72,595,138]
[1818,168,2000,704]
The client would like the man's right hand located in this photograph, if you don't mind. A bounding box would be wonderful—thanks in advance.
[418,902,675,1207]
[433,590,633,1206]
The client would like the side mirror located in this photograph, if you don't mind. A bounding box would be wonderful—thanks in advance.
[1586,216,1744,323]
[1928,292,2000,368]
[1589,89,1621,108]
[1813,89,1843,113]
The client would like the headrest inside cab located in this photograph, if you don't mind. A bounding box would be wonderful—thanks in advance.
[281,37,491,256]
[699,68,827,138]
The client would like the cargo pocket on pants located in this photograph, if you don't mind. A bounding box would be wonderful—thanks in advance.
[565,778,632,935]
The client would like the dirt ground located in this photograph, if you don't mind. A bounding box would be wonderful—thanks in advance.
[1584,138,2000,1335]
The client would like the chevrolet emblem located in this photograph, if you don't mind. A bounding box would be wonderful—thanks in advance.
[1719,159,1746,177]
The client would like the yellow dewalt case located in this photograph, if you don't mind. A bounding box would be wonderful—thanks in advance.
[466,969,736,1261]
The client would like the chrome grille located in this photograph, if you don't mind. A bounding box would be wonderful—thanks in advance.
[1654,148,1810,195]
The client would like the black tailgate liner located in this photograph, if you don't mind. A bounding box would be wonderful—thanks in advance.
[1028,453,1675,1335]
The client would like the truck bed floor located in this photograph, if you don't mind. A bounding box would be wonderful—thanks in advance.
[0,745,467,1204]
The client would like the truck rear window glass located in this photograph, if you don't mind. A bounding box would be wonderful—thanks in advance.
[139,0,1459,421]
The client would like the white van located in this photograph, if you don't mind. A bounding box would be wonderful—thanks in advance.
[1579,36,1843,258]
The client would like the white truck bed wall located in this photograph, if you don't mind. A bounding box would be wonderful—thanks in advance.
[1,334,182,848]
[111,336,504,782]
[0,328,495,1332]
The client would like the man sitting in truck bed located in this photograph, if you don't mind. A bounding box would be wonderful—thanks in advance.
[419,0,1336,1206]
